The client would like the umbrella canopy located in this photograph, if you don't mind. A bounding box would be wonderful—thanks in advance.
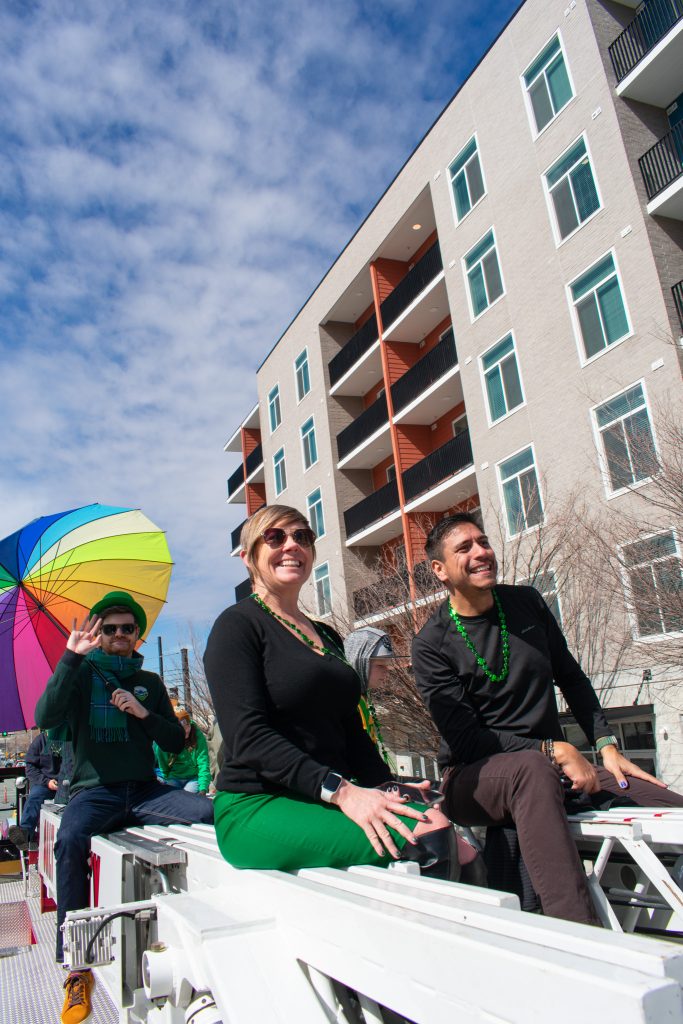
[0,503,173,731]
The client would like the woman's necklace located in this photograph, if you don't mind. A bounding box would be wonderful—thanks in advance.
[448,589,510,683]
[251,592,390,762]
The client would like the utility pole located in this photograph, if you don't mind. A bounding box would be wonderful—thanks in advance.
[181,647,192,713]
[157,636,165,683]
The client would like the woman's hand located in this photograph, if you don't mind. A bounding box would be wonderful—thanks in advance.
[332,781,428,858]
[600,745,668,790]
[66,615,102,656]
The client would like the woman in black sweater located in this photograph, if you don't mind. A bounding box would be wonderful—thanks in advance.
[204,504,453,873]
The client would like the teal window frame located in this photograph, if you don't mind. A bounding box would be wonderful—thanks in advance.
[295,348,311,402]
[481,333,524,423]
[314,562,332,616]
[306,487,325,539]
[523,34,573,135]
[301,416,318,470]
[268,385,281,433]
[594,384,658,494]
[449,136,486,222]
[273,446,287,496]
[622,531,683,638]
[545,136,600,241]
[464,229,504,319]
[570,252,630,361]
[499,446,544,537]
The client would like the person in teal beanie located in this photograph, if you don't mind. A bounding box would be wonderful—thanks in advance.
[155,709,211,795]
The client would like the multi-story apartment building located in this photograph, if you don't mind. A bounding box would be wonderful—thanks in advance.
[225,0,683,779]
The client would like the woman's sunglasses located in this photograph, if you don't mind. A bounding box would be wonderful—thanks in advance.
[260,527,316,549]
[101,623,137,636]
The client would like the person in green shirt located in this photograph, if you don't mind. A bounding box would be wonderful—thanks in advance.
[155,709,211,795]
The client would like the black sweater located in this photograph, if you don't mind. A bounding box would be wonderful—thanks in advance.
[203,598,391,800]
[412,585,611,770]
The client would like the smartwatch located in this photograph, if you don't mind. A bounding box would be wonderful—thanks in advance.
[320,771,344,803]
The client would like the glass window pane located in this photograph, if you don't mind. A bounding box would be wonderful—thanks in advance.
[624,532,676,568]
[454,171,470,220]
[551,178,578,238]
[597,277,628,345]
[524,36,561,86]
[577,294,605,358]
[546,138,587,188]
[483,250,503,304]
[482,334,514,370]
[546,53,572,112]
[520,468,543,527]
[529,78,553,132]
[450,137,477,177]
[571,255,615,301]
[630,565,663,635]
[469,264,488,316]
[501,354,523,411]
[656,560,683,633]
[625,408,657,482]
[467,155,485,206]
[486,367,507,420]
[501,447,533,480]
[503,479,525,535]
[622,720,655,751]
[572,160,599,222]
[596,385,644,428]
[603,423,633,490]
[465,230,494,270]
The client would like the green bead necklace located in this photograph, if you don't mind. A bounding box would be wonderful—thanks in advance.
[251,592,390,762]
[448,589,510,683]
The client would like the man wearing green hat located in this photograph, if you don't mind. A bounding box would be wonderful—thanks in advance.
[35,591,213,1024]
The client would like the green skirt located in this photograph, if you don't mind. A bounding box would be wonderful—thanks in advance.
[214,789,421,871]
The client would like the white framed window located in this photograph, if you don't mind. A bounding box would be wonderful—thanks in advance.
[452,414,468,437]
[301,416,318,471]
[295,348,311,402]
[480,332,524,424]
[307,487,325,539]
[273,447,287,496]
[593,383,658,495]
[314,562,332,617]
[464,229,504,320]
[568,251,631,363]
[498,446,543,537]
[621,531,683,638]
[544,135,601,243]
[523,33,574,136]
[449,135,486,223]
[268,385,281,433]
[518,570,562,625]
[386,463,397,483]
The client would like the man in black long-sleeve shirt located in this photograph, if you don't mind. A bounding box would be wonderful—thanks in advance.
[412,513,683,925]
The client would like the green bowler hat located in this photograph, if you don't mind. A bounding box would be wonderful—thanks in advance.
[90,591,147,635]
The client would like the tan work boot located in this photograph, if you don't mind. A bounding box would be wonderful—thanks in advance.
[61,970,94,1024]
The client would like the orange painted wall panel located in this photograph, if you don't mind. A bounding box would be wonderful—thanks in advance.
[396,424,431,472]
[372,455,395,491]
[242,427,261,456]
[430,402,467,451]
[374,258,407,307]
[246,482,266,515]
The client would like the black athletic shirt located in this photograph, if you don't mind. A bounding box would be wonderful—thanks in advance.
[412,585,611,770]
[203,597,391,799]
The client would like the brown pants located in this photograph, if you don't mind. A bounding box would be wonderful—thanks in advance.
[444,750,683,926]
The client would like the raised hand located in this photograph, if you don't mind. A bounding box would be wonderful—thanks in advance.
[332,781,427,858]
[66,615,102,656]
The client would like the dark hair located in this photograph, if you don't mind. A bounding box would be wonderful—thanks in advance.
[184,722,198,750]
[99,605,136,623]
[425,513,482,562]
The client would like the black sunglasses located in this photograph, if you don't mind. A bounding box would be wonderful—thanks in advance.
[261,527,316,549]
[101,623,137,636]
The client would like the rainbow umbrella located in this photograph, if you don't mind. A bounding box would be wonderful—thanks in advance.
[0,504,173,731]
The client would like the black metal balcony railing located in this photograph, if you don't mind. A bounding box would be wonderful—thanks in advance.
[231,502,267,553]
[352,560,442,618]
[609,0,683,82]
[337,392,389,462]
[402,430,474,504]
[674,280,683,331]
[234,578,253,602]
[391,328,458,416]
[344,479,399,539]
[379,240,443,331]
[329,314,379,388]
[639,122,683,200]
[227,463,245,498]
[244,442,263,477]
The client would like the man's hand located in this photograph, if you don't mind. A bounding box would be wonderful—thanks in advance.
[48,779,58,791]
[110,688,149,720]
[600,745,668,791]
[66,615,102,656]
[553,741,600,794]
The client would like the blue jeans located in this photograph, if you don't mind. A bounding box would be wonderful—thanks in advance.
[164,778,199,793]
[54,780,213,960]
[20,784,52,835]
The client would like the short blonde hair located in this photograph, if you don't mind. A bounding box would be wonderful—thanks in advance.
[240,504,316,579]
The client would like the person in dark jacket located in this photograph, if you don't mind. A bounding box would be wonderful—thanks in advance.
[9,731,72,849]
[412,513,683,927]
[35,591,213,1024]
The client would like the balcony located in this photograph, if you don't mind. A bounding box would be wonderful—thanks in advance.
[609,0,683,105]
[245,442,264,480]
[392,330,462,424]
[380,241,443,330]
[234,578,253,603]
[403,430,475,508]
[344,479,400,544]
[337,392,390,466]
[329,314,379,391]
[352,560,443,620]
[227,463,245,503]
[639,122,683,218]
[674,280,683,331]
[230,503,265,556]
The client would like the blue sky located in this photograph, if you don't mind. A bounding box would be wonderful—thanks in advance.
[0,0,520,672]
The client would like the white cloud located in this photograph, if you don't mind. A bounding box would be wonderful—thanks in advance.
[0,0,519,651]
